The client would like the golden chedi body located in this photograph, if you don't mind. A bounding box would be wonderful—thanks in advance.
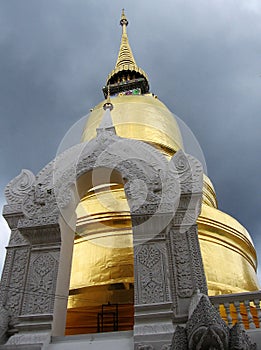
[66,10,259,335]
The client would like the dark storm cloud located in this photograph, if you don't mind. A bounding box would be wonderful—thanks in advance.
[0,1,260,276]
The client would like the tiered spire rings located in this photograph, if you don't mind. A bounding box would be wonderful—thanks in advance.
[103,9,149,97]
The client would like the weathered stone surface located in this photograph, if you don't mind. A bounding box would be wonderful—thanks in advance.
[230,323,257,350]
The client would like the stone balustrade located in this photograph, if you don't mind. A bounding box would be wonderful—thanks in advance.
[210,291,261,329]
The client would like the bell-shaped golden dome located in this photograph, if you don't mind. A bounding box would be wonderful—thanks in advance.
[81,94,183,155]
[66,10,259,335]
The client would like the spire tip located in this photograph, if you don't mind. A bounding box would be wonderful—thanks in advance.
[120,8,128,27]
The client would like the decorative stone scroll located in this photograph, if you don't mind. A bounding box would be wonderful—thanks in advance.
[4,169,35,207]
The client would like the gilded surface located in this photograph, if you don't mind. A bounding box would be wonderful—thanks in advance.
[81,95,183,153]
[198,204,260,295]
[71,95,259,313]
[69,186,259,305]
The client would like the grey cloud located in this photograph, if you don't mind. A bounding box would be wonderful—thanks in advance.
[0,0,260,278]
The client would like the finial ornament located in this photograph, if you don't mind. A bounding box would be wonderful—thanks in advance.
[103,84,113,111]
[99,98,115,131]
[120,8,128,27]
[103,9,149,98]
[103,102,113,111]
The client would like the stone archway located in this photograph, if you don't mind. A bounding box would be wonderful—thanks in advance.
[48,132,177,336]
[1,128,206,349]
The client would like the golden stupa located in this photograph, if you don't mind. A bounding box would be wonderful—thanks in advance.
[66,10,259,334]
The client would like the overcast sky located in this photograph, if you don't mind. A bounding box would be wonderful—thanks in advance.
[0,1,261,281]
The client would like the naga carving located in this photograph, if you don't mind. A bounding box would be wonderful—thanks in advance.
[170,293,257,350]
[229,324,257,350]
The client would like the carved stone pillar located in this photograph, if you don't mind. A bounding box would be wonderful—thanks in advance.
[1,207,29,311]
[2,218,61,348]
[132,151,207,350]
[0,170,65,348]
[167,196,208,324]
[0,205,30,345]
[166,151,207,324]
[132,214,174,350]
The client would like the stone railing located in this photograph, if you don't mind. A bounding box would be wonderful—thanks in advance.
[210,291,261,330]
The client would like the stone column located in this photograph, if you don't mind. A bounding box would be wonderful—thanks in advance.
[0,169,67,349]
[132,151,207,350]
[0,205,30,343]
[132,214,174,350]
[2,215,61,349]
[166,193,208,324]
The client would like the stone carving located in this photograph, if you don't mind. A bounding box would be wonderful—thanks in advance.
[138,246,161,268]
[189,326,228,349]
[137,344,154,350]
[0,305,11,345]
[2,125,208,348]
[4,169,35,205]
[158,167,180,215]
[132,150,204,350]
[186,153,204,195]
[34,254,55,277]
[22,182,58,220]
[170,150,192,192]
[6,332,50,346]
[78,136,167,216]
[22,252,58,315]
[8,229,28,247]
[160,345,171,350]
[28,131,170,224]
[2,203,22,216]
[169,150,203,227]
[0,250,14,307]
[134,323,174,336]
[169,294,257,349]
[135,243,170,304]
[2,210,21,231]
[171,326,188,350]
[186,295,230,350]
[229,323,257,350]
[187,226,208,295]
[170,150,203,195]
[133,284,257,350]
[171,231,194,298]
[10,131,203,236]
[5,248,29,316]
[167,224,207,303]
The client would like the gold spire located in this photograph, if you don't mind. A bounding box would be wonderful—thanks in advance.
[104,9,149,97]
[115,9,137,68]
